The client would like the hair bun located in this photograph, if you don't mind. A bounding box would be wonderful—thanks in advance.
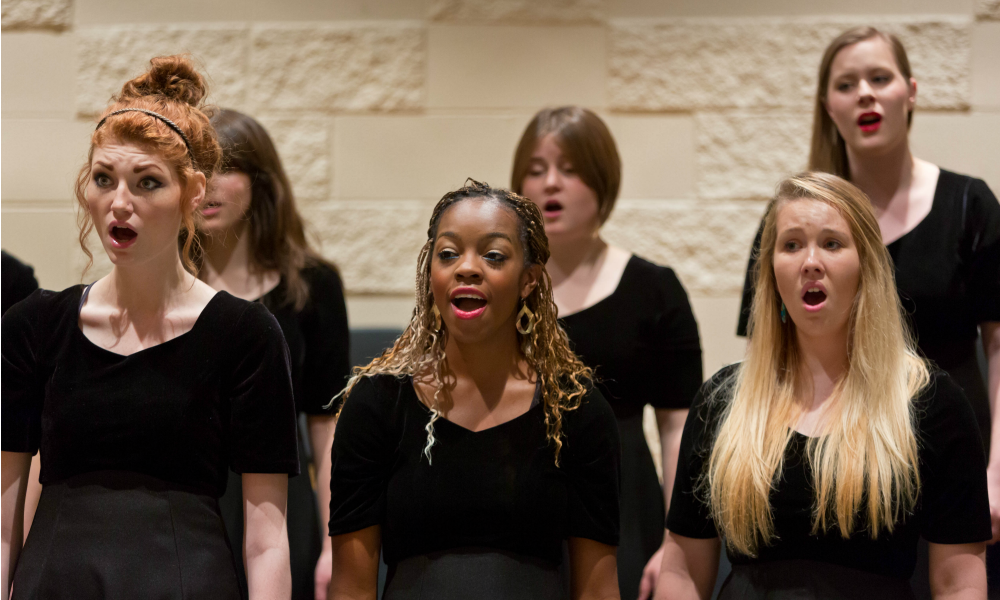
[119,55,207,107]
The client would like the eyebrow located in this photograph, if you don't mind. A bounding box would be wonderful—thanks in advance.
[779,226,850,236]
[438,231,514,243]
[92,160,165,175]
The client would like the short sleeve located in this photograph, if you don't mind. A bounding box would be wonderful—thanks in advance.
[666,369,732,539]
[1,290,46,454]
[562,388,621,546]
[227,302,300,475]
[299,265,351,414]
[647,267,703,409]
[964,178,1000,324]
[916,372,992,544]
[328,376,400,536]
[737,222,764,338]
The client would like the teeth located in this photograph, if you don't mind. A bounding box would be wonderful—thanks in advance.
[807,287,820,293]
[454,294,484,300]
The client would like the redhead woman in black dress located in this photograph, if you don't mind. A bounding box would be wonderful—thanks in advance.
[327,180,621,599]
[197,109,351,600]
[1,56,299,599]
[512,107,703,600]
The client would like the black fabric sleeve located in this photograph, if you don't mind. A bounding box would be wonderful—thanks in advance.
[227,302,300,475]
[666,368,735,539]
[328,376,400,536]
[964,179,1000,324]
[917,371,992,544]
[737,222,764,338]
[2,251,39,316]
[563,388,621,546]
[299,265,352,414]
[1,290,46,454]
[648,267,703,410]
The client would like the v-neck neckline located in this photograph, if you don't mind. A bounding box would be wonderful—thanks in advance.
[884,169,947,250]
[407,377,543,435]
[558,255,637,321]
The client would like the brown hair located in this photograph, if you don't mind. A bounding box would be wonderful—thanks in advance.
[337,179,593,466]
[809,27,914,179]
[198,109,333,310]
[75,54,222,274]
[511,107,621,224]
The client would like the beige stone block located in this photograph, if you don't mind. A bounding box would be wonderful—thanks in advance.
[333,115,526,200]
[1,31,75,118]
[609,0,973,18]
[345,295,417,328]
[605,115,695,199]
[75,25,250,116]
[428,0,604,23]
[978,0,1000,20]
[972,23,1000,109]
[911,112,1000,193]
[250,24,425,112]
[304,200,434,295]
[1,0,70,30]
[1,119,93,201]
[689,295,747,375]
[427,25,605,109]
[257,116,332,203]
[609,17,971,111]
[0,205,80,290]
[696,111,811,201]
[601,199,767,296]
[74,0,427,25]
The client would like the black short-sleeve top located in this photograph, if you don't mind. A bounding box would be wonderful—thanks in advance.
[260,263,351,415]
[1,286,300,497]
[328,375,621,565]
[559,255,703,418]
[667,364,991,580]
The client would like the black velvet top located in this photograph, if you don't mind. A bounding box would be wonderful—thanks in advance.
[328,375,621,565]
[559,255,703,418]
[259,263,351,415]
[667,364,991,580]
[2,251,39,316]
[1,286,300,497]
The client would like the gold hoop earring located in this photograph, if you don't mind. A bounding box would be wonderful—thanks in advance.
[516,303,535,336]
[431,304,443,331]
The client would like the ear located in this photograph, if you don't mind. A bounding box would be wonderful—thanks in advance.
[520,263,542,300]
[906,77,917,111]
[186,171,207,214]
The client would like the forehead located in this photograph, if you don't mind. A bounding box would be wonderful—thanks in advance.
[531,133,564,159]
[776,198,852,234]
[830,37,899,76]
[436,198,520,240]
[92,142,171,169]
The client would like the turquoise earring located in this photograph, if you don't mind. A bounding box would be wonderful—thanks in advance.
[780,303,788,324]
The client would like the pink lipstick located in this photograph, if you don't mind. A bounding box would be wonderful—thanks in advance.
[449,287,488,320]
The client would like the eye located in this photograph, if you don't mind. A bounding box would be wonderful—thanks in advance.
[484,251,507,264]
[783,240,801,251]
[93,173,112,187]
[824,239,843,250]
[560,164,576,175]
[139,177,163,191]
[871,73,892,85]
[437,249,458,261]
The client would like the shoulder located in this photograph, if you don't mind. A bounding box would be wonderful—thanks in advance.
[937,169,998,209]
[2,286,82,331]
[302,261,344,290]
[913,368,976,425]
[561,386,620,451]
[209,292,286,349]
[341,374,410,415]
[626,255,692,305]
[693,363,741,419]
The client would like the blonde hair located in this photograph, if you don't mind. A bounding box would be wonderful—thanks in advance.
[336,180,593,466]
[704,172,929,556]
[809,27,914,178]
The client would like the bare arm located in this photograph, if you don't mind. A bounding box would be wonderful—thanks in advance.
[654,531,720,600]
[2,452,32,597]
[569,537,620,600]
[639,408,689,599]
[22,454,42,543]
[928,542,987,599]
[309,415,337,600]
[243,473,291,600]
[981,323,1000,542]
[328,526,381,600]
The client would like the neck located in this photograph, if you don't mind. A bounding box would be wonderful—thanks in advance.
[199,224,257,289]
[794,326,850,409]
[847,138,914,210]
[108,252,191,314]
[546,231,606,285]
[443,322,527,403]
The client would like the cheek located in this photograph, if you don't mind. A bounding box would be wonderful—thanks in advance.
[520,177,544,203]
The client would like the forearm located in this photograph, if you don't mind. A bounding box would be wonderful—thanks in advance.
[928,542,986,600]
[656,409,688,527]
[654,532,720,600]
[246,544,292,598]
[983,324,1000,471]
[243,473,291,600]
[2,452,31,596]
[308,415,337,552]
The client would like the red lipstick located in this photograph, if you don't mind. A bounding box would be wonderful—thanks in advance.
[858,112,881,133]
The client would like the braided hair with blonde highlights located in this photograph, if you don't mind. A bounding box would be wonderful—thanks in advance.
[335,179,593,466]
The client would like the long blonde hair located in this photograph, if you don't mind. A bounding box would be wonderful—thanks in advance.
[809,27,914,178]
[705,172,929,556]
[336,180,593,466]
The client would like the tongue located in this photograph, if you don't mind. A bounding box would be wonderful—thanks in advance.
[804,291,826,306]
[454,298,486,312]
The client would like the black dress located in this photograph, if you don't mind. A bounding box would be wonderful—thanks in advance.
[1,287,300,599]
[218,263,351,600]
[2,250,39,315]
[668,364,992,599]
[328,375,621,599]
[738,170,1000,447]
[558,254,702,600]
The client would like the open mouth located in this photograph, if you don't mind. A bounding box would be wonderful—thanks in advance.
[202,200,222,214]
[110,225,137,245]
[450,288,488,319]
[543,200,563,215]
[803,288,827,307]
[858,112,881,132]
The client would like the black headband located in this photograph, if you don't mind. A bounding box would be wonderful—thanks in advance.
[95,108,193,156]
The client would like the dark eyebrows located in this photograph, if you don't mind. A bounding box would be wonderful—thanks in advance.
[436,231,514,243]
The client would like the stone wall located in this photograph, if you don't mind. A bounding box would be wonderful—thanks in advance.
[3,0,999,377]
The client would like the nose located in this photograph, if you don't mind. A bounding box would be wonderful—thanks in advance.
[801,245,825,278]
[856,79,875,104]
[543,165,561,194]
[454,251,483,282]
[110,181,134,216]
